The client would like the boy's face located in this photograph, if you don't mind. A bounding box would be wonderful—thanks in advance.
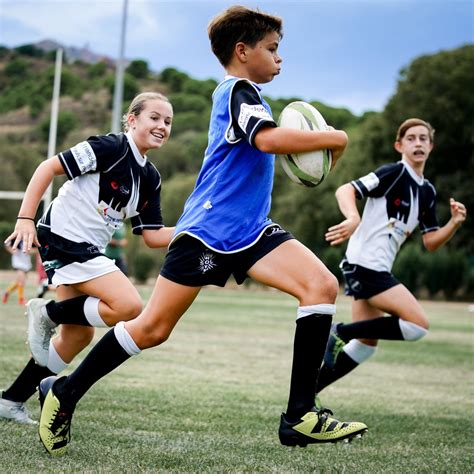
[394,125,433,167]
[244,31,282,84]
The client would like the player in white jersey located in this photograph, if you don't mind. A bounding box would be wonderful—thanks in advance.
[36,6,367,455]
[0,92,174,424]
[316,118,467,396]
[2,240,32,306]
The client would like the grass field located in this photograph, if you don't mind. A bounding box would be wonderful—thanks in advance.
[0,276,473,472]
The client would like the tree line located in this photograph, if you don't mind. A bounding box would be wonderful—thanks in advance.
[0,43,472,299]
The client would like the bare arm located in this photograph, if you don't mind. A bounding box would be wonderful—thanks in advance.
[5,156,65,252]
[254,127,348,167]
[142,227,175,249]
[422,198,467,252]
[325,183,361,246]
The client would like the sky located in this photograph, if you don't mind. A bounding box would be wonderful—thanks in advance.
[0,0,472,115]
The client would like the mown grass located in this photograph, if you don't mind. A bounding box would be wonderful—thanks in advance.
[0,277,473,472]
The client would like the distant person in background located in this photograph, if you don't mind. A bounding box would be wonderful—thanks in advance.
[36,253,54,298]
[105,226,128,275]
[316,118,467,398]
[2,240,32,305]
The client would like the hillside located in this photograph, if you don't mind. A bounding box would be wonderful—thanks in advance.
[0,42,472,298]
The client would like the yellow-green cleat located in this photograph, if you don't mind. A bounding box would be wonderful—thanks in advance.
[323,322,346,369]
[279,407,367,447]
[38,376,74,456]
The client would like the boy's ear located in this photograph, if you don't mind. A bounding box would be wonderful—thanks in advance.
[394,141,402,153]
[235,42,248,62]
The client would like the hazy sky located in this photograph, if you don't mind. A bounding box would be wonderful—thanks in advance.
[1,0,472,114]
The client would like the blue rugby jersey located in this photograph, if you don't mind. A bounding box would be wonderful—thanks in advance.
[173,77,277,252]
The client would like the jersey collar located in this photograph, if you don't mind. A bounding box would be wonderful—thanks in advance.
[224,74,261,91]
[401,158,424,185]
[125,132,147,167]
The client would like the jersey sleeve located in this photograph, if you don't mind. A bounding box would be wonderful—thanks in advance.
[351,163,404,199]
[130,165,164,235]
[230,80,276,147]
[418,182,440,234]
[58,134,123,180]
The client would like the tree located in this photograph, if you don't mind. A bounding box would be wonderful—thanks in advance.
[126,59,150,79]
[381,45,474,253]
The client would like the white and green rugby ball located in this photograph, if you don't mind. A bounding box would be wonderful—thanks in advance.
[278,101,332,187]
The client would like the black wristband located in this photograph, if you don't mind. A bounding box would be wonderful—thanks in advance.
[17,216,35,221]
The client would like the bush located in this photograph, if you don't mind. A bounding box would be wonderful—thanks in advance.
[392,242,424,295]
[421,248,468,299]
[132,253,158,283]
[38,110,78,145]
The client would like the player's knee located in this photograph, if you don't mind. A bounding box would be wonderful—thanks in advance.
[134,324,170,349]
[316,271,339,302]
[300,269,338,304]
[116,298,143,321]
[399,319,429,341]
[61,326,95,350]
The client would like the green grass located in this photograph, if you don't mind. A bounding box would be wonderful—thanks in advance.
[0,277,473,472]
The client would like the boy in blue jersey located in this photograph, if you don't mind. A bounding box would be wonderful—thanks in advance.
[37,6,367,455]
[316,118,467,396]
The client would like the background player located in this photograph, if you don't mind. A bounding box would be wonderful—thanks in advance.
[36,6,367,455]
[316,118,467,396]
[105,226,128,275]
[2,240,32,305]
[0,92,174,424]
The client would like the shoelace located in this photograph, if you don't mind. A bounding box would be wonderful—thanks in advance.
[49,408,72,437]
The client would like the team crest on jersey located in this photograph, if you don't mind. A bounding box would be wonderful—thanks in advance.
[198,251,216,274]
[97,201,123,229]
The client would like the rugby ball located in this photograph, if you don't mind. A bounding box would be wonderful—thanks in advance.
[278,101,332,187]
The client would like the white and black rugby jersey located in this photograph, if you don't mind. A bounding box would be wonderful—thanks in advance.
[38,132,163,251]
[346,159,440,272]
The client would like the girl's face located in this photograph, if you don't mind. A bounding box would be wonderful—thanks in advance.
[128,99,173,155]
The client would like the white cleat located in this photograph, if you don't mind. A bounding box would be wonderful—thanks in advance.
[0,396,37,425]
[26,298,56,367]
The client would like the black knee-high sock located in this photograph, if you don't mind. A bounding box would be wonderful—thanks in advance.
[46,296,92,326]
[337,315,403,342]
[315,352,359,394]
[2,358,54,403]
[286,313,332,421]
[54,329,131,407]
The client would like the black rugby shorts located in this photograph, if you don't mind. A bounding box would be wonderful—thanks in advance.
[160,225,294,287]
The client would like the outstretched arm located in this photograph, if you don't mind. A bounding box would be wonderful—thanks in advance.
[325,183,361,246]
[5,156,65,253]
[422,198,467,252]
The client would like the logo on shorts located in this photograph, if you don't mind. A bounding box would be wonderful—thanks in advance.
[265,225,284,236]
[198,251,216,274]
[348,278,362,293]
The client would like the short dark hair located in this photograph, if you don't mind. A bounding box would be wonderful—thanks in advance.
[208,5,283,67]
[396,118,435,143]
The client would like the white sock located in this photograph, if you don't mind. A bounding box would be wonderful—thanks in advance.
[46,342,69,373]
[84,296,108,327]
[297,304,336,320]
[343,339,376,364]
[114,321,141,356]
